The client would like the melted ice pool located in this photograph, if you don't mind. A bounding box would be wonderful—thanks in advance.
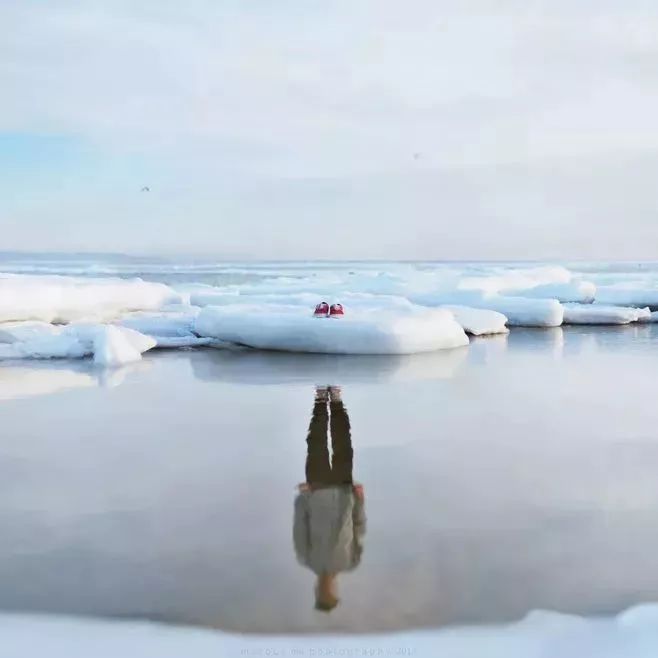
[1,324,658,634]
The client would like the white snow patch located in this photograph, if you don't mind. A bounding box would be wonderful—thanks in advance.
[1,607,658,658]
[195,306,469,354]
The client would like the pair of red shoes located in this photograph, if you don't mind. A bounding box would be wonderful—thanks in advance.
[314,302,344,318]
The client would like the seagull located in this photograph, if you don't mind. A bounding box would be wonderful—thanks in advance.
[141,186,150,192]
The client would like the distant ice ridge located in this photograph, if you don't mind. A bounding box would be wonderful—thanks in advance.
[1,264,658,363]
[1,605,658,658]
[0,274,180,323]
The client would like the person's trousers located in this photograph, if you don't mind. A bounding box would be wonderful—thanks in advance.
[305,399,353,486]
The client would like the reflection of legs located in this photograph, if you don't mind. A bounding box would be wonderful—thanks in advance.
[330,400,353,485]
[306,397,331,484]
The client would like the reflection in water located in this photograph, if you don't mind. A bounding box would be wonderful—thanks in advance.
[4,326,658,632]
[294,386,366,612]
[191,347,468,386]
[0,360,151,401]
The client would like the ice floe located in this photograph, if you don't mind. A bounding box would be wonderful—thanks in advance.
[1,263,658,363]
[563,304,651,325]
[443,306,509,335]
[483,296,565,327]
[195,306,469,354]
[0,323,157,367]
[117,310,199,337]
[511,280,597,304]
[595,286,658,309]
[91,325,157,367]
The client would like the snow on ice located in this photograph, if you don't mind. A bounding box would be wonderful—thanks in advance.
[1,263,658,362]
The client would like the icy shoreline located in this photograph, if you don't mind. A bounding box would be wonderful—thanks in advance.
[2,264,658,364]
[1,605,658,658]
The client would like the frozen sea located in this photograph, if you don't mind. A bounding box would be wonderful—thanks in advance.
[3,308,658,635]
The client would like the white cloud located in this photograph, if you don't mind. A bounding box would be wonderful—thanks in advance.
[4,1,658,173]
[3,0,658,257]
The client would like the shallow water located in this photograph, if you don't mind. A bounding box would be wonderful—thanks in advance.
[2,325,658,633]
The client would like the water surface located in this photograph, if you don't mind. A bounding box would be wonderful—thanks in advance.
[2,325,658,633]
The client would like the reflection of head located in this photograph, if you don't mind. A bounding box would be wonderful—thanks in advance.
[315,573,339,612]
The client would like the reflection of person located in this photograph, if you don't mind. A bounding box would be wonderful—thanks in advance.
[293,386,366,612]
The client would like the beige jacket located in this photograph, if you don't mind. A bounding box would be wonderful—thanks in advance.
[293,486,366,575]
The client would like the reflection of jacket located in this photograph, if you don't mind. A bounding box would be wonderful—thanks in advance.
[293,486,366,575]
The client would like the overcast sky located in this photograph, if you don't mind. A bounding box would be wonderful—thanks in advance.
[2,1,658,259]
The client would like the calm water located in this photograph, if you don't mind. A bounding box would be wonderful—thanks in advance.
[2,325,658,633]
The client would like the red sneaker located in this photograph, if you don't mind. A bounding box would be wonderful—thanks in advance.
[313,302,330,317]
[329,303,344,318]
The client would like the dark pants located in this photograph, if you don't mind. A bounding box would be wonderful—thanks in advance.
[305,399,353,486]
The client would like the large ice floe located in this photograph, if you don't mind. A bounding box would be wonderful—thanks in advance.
[2,262,658,363]
[1,605,658,658]
[195,306,469,354]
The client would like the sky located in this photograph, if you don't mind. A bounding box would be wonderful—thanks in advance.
[3,0,658,259]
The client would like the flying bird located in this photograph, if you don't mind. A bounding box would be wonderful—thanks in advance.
[141,186,150,192]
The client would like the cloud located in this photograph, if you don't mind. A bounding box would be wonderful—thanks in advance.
[3,1,658,257]
[4,1,658,176]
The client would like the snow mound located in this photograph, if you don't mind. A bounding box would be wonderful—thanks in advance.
[0,274,181,323]
[195,307,469,354]
[563,304,650,325]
